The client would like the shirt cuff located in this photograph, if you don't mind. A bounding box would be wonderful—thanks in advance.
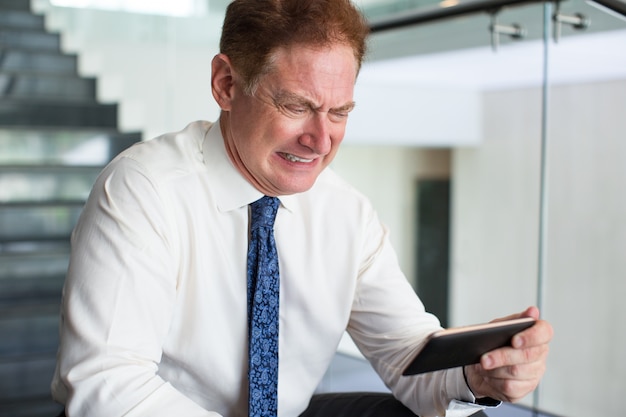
[447,367,476,403]
[444,367,502,416]
[461,365,502,408]
[445,399,491,417]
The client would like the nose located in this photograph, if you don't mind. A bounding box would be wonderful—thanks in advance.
[299,112,332,155]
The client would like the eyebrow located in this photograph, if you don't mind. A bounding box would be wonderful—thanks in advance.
[272,90,356,113]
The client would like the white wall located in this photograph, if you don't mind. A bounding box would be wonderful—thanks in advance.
[452,79,626,416]
[332,147,451,285]
[346,82,481,147]
[451,87,544,324]
[35,2,223,140]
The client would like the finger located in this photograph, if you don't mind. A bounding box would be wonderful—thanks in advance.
[490,306,539,324]
[479,355,547,380]
[511,319,554,349]
[482,343,550,370]
[522,306,540,320]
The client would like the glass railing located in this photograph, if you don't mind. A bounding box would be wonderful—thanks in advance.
[357,1,626,416]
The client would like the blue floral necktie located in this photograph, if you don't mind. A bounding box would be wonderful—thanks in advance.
[247,196,280,417]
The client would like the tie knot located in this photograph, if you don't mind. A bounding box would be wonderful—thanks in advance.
[250,196,280,230]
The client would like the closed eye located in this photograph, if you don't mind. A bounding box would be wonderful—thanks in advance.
[271,90,355,122]
[281,103,311,117]
[328,103,355,122]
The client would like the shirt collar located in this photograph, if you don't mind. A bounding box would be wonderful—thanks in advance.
[202,120,297,213]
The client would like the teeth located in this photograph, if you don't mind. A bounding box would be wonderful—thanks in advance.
[284,153,313,163]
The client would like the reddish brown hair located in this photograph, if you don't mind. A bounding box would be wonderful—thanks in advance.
[220,0,369,93]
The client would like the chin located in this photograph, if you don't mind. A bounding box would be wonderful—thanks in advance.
[278,180,316,195]
[273,173,319,195]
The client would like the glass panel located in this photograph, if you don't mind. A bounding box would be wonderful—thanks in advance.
[362,2,625,415]
[335,5,549,412]
[539,1,626,416]
[358,0,546,322]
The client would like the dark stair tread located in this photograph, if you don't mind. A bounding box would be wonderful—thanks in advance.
[0,28,61,52]
[0,69,96,83]
[0,125,140,134]
[0,239,70,253]
[0,354,58,402]
[0,396,64,417]
[0,71,97,102]
[0,99,119,128]
[0,47,79,75]
[0,0,33,12]
[0,274,65,298]
[0,301,60,320]
[0,248,70,270]
[0,235,74,245]
[0,69,88,83]
[0,10,45,30]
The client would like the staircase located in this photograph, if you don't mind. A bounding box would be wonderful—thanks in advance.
[0,1,141,415]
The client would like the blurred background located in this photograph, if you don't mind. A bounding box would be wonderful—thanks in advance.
[1,0,625,415]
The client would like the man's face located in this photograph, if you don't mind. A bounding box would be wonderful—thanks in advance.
[219,44,358,196]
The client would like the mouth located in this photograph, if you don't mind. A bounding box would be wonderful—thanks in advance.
[280,152,315,163]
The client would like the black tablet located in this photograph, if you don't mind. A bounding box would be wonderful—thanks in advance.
[402,317,536,376]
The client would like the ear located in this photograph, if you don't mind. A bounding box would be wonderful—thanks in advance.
[211,53,236,111]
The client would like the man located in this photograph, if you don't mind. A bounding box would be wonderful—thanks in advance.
[51,0,553,416]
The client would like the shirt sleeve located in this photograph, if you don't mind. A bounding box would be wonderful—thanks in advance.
[346,208,485,417]
[52,157,220,417]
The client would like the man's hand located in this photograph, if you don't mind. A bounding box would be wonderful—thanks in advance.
[463,306,553,403]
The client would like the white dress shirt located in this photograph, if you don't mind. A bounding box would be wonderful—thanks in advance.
[52,120,483,417]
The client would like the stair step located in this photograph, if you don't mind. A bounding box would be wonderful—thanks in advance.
[0,10,45,30]
[0,0,32,12]
[0,274,65,306]
[0,4,135,411]
[0,128,140,165]
[0,354,58,402]
[0,203,83,243]
[0,72,97,102]
[0,99,119,128]
[0,240,70,254]
[0,48,78,75]
[0,165,103,204]
[0,250,68,300]
[0,309,60,356]
[0,246,69,279]
[0,28,60,52]
[0,396,64,417]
